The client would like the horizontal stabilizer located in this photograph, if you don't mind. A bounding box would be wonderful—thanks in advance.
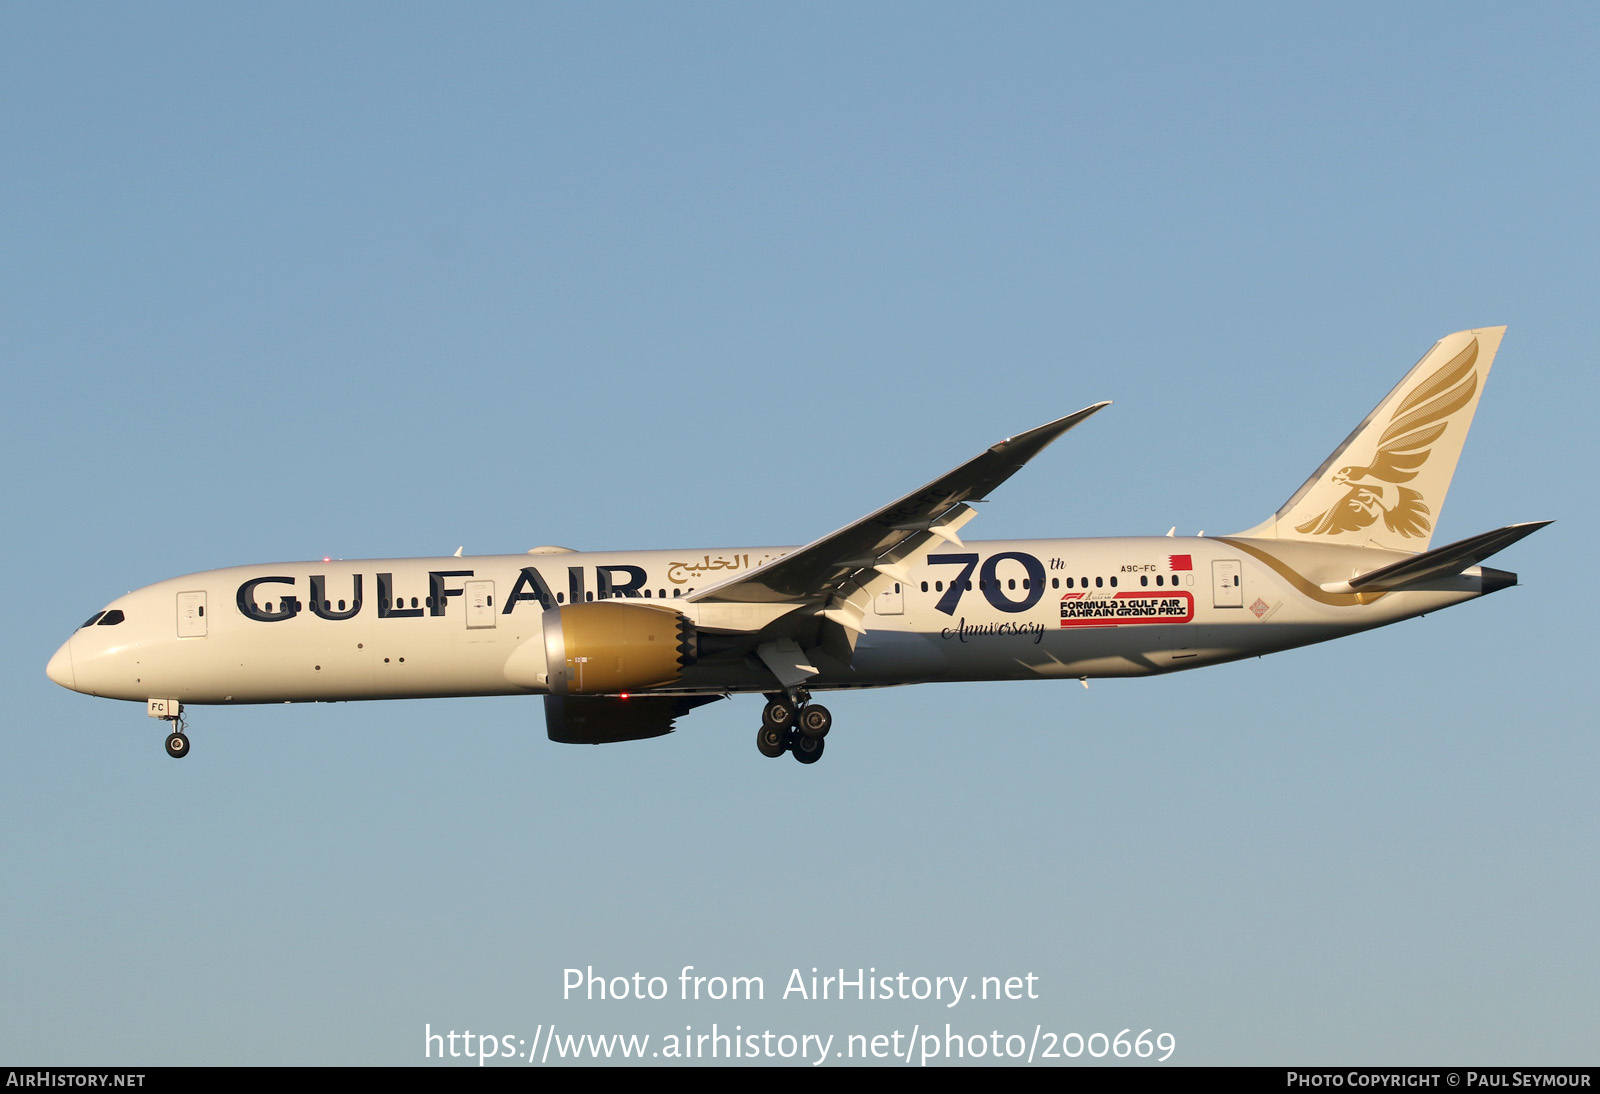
[1325,521,1551,593]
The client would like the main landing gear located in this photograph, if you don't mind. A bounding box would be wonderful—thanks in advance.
[756,694,832,765]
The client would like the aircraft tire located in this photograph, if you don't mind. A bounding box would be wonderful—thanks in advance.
[798,704,832,738]
[761,698,797,730]
[165,732,190,759]
[792,735,824,764]
[756,724,787,759]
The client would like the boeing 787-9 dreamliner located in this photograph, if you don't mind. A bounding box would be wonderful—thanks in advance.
[48,328,1547,765]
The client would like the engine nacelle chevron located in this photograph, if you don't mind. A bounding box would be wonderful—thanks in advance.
[541,602,697,696]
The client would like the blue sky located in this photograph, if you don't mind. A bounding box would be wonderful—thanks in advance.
[2,3,1593,1065]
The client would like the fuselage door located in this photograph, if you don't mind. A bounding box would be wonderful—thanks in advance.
[177,591,207,637]
[465,581,496,629]
[1212,559,1243,608]
[873,581,905,616]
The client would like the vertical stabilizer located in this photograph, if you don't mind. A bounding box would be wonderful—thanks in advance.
[1234,327,1505,552]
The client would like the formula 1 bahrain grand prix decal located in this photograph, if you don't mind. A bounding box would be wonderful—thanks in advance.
[1059,590,1195,627]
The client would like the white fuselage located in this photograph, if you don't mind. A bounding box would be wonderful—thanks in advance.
[47,535,1497,708]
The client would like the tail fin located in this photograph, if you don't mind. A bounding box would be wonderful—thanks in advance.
[1234,327,1505,552]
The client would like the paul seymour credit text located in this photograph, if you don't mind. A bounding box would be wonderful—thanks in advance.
[423,966,1178,1065]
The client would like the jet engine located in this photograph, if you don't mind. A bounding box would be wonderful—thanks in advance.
[541,601,697,695]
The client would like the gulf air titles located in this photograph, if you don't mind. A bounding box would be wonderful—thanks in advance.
[48,328,1547,765]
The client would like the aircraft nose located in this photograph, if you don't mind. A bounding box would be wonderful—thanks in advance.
[46,639,76,691]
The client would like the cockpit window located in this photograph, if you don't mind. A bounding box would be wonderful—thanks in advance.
[80,612,105,629]
[97,610,125,626]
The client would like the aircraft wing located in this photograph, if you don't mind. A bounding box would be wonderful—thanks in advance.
[688,402,1110,607]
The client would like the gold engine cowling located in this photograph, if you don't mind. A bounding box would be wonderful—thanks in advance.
[542,601,697,695]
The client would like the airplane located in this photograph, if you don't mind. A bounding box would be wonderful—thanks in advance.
[46,327,1548,765]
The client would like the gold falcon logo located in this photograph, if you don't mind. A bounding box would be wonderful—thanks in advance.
[1294,338,1480,539]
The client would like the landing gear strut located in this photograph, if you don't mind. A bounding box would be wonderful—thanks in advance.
[757,694,833,764]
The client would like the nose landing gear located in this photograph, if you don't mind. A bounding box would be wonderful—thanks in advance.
[757,694,833,764]
[149,698,189,759]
